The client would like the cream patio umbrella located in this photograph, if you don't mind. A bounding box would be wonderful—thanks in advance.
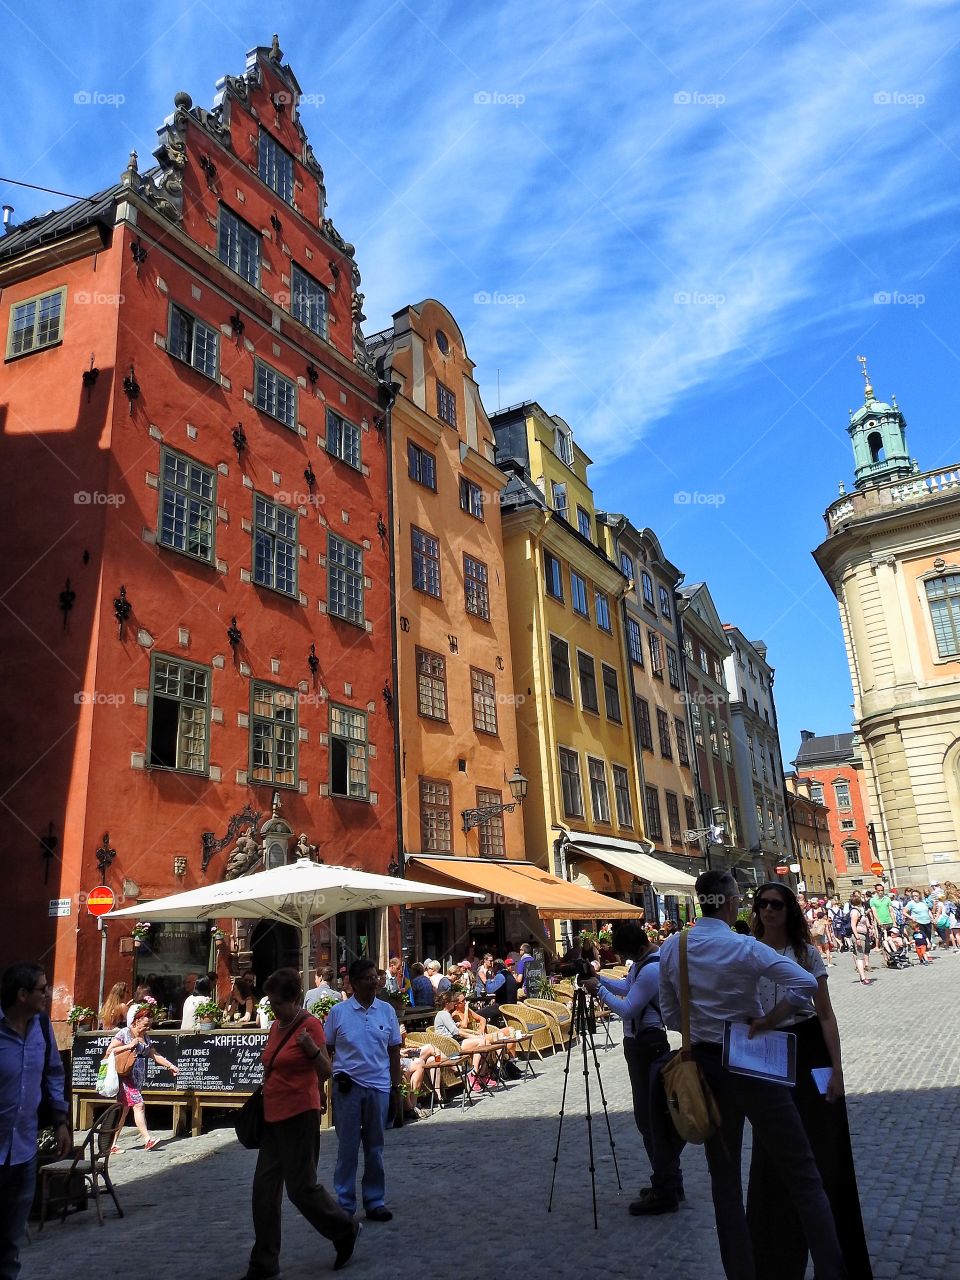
[109,858,475,981]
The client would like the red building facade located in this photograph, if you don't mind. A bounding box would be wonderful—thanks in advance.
[792,732,874,892]
[0,40,396,1019]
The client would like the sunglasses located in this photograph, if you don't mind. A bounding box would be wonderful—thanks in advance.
[755,899,786,912]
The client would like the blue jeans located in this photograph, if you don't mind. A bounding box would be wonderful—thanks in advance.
[0,1158,37,1280]
[333,1083,389,1215]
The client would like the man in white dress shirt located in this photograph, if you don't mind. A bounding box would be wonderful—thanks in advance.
[656,870,847,1280]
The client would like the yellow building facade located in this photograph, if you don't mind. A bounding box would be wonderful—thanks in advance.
[491,403,695,933]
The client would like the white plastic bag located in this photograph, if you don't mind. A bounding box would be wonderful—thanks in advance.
[95,1053,119,1098]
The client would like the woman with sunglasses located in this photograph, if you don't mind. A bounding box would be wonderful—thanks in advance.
[746,882,872,1280]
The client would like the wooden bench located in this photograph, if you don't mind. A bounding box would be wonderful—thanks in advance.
[73,1091,192,1137]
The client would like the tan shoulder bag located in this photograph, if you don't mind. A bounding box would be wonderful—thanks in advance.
[660,931,722,1144]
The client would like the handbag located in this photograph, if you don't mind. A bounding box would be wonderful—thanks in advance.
[661,931,722,1145]
[114,1044,139,1077]
[235,1013,306,1150]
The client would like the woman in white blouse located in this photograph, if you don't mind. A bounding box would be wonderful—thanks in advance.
[746,882,872,1280]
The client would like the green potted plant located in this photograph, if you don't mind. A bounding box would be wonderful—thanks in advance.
[66,1005,96,1032]
[310,993,340,1023]
[193,999,222,1030]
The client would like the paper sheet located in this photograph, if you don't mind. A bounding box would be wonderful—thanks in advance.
[724,1022,793,1081]
[811,1066,833,1095]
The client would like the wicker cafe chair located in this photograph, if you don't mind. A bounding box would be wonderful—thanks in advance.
[551,980,576,1003]
[524,998,574,1049]
[38,1104,124,1228]
[404,1032,463,1104]
[497,1004,554,1059]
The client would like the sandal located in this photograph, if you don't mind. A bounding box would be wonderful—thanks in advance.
[109,1145,122,1155]
[143,1138,159,1150]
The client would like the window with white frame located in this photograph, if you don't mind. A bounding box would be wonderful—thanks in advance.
[722,722,733,764]
[809,781,824,805]
[328,533,364,624]
[577,507,592,540]
[613,765,634,827]
[258,130,295,203]
[641,571,655,608]
[330,705,368,799]
[620,551,634,582]
[666,644,681,689]
[644,785,663,840]
[416,648,447,721]
[159,449,215,562]
[420,778,452,851]
[571,571,590,617]
[412,526,441,597]
[595,591,612,632]
[559,746,584,817]
[459,477,484,520]
[254,495,297,596]
[148,656,209,773]
[543,550,564,600]
[464,553,490,619]
[436,380,457,426]
[602,664,622,722]
[255,360,296,428]
[476,788,506,857]
[833,781,852,810]
[588,757,611,823]
[291,264,328,337]
[6,286,65,357]
[627,617,644,664]
[326,409,361,468]
[551,481,569,520]
[408,441,437,490]
[926,574,960,658]
[555,425,574,465]
[471,667,498,734]
[250,683,297,787]
[659,585,672,619]
[218,206,260,286]
[648,631,663,676]
[169,304,218,379]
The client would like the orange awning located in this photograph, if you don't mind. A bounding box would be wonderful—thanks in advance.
[406,857,642,919]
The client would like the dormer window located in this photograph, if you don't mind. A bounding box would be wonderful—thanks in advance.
[258,131,294,204]
[555,425,573,466]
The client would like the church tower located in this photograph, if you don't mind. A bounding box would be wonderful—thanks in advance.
[813,359,960,891]
[849,355,912,489]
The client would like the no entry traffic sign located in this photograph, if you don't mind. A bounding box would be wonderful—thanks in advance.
[86,886,115,917]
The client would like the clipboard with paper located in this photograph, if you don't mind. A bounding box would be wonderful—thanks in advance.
[722,1021,797,1086]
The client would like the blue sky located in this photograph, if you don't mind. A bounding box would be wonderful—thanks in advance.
[4,0,960,763]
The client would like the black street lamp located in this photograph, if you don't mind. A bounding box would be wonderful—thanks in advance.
[461,766,528,835]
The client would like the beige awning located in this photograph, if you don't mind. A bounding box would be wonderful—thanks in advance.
[563,832,697,897]
[406,856,642,919]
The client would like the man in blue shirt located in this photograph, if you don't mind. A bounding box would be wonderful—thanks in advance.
[407,963,434,1009]
[1,963,71,1279]
[324,959,402,1223]
[584,923,683,1213]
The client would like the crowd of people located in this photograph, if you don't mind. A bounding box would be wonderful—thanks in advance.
[797,881,960,983]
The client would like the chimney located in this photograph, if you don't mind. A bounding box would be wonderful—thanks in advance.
[2,205,14,233]
[800,729,815,742]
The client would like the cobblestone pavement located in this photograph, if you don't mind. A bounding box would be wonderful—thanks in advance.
[22,949,960,1280]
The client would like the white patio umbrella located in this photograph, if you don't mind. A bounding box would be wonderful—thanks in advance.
[109,858,475,981]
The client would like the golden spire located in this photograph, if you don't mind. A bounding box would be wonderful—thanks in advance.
[857,354,874,401]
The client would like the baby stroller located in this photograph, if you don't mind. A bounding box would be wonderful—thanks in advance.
[881,928,912,969]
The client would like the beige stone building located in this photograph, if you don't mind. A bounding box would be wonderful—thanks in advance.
[813,362,960,888]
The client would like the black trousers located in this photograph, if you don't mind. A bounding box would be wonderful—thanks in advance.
[747,1017,872,1280]
[248,1111,354,1278]
[695,1046,847,1280]
[622,1029,683,1195]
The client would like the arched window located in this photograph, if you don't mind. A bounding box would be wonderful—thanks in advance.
[868,431,885,463]
[842,840,860,866]
[926,574,960,658]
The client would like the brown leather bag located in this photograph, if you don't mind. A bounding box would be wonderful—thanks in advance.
[114,1044,139,1076]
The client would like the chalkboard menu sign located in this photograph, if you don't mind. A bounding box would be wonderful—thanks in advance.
[73,1031,269,1095]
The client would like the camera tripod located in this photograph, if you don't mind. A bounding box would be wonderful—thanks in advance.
[547,983,621,1228]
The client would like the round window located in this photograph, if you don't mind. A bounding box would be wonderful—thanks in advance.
[436,329,450,355]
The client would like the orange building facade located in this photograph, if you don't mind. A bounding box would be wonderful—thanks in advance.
[792,732,875,894]
[0,41,396,1019]
[368,302,526,959]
